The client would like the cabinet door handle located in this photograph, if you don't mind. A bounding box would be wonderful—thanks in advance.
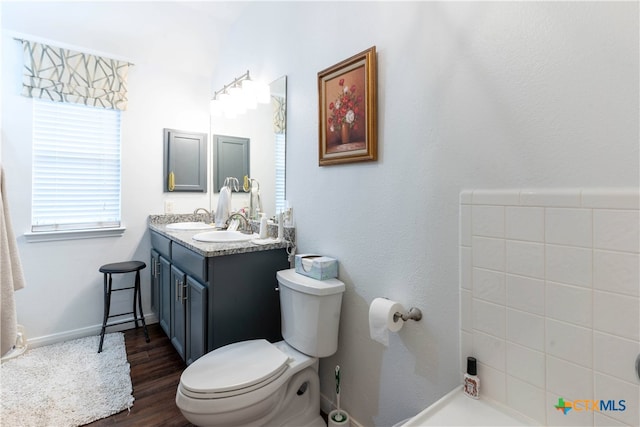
[168,171,175,191]
[151,260,155,276]
[154,260,161,278]
[182,282,188,303]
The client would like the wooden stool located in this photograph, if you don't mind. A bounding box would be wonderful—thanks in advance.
[98,261,150,353]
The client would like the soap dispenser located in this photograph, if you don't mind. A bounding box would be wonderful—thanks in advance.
[463,356,480,399]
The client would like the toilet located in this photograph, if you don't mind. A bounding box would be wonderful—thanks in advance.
[176,268,346,427]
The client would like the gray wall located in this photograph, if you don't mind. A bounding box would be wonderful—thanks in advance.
[214,2,638,425]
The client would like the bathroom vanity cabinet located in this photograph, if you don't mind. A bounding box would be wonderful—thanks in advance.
[163,128,207,193]
[150,230,289,364]
[150,251,171,336]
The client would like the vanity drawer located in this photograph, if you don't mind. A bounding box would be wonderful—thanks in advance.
[150,231,172,259]
[172,242,207,283]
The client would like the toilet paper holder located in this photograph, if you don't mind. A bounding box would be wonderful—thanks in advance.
[393,307,423,323]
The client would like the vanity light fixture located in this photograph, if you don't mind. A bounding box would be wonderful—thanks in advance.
[210,70,270,118]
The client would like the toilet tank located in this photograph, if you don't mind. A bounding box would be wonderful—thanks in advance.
[276,269,345,358]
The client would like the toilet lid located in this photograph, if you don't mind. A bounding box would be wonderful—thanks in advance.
[180,339,290,396]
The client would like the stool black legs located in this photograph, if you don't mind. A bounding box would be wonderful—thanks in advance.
[132,270,139,329]
[98,272,112,353]
[134,269,150,343]
[98,261,150,353]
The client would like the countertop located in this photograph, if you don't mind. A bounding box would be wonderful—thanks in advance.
[148,214,295,258]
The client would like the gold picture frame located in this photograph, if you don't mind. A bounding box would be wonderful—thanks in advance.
[318,46,377,166]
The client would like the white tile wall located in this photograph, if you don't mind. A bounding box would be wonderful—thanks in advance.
[460,188,640,426]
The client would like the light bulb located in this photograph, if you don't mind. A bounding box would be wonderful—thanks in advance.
[241,79,257,110]
[228,86,245,115]
[218,92,231,108]
[256,81,271,104]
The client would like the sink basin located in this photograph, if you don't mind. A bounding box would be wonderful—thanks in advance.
[192,230,258,243]
[166,222,215,231]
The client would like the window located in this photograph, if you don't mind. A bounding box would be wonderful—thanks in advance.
[31,99,122,234]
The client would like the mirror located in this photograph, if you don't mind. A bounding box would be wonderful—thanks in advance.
[211,76,286,219]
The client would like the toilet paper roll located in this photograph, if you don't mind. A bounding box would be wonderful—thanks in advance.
[369,298,404,346]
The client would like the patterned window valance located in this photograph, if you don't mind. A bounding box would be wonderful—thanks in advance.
[20,39,131,111]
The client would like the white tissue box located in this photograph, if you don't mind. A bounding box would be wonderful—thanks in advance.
[294,254,338,280]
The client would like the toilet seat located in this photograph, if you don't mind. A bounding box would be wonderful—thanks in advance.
[180,339,290,399]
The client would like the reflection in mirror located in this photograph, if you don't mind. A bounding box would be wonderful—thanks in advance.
[272,77,286,214]
[213,135,250,192]
[211,76,286,219]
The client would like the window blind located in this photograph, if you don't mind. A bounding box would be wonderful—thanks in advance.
[31,99,122,232]
[274,132,286,214]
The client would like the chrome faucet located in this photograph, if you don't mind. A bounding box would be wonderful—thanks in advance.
[193,208,213,223]
[227,212,252,234]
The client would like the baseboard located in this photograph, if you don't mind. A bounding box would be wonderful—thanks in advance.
[320,392,364,427]
[25,314,159,349]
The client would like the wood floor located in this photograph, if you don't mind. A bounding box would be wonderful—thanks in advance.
[87,323,329,426]
[87,323,195,426]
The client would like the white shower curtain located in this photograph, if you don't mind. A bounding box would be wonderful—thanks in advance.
[0,166,26,357]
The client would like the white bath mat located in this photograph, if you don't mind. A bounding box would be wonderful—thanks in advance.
[0,333,134,426]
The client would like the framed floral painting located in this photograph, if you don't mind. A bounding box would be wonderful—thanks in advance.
[318,46,377,166]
